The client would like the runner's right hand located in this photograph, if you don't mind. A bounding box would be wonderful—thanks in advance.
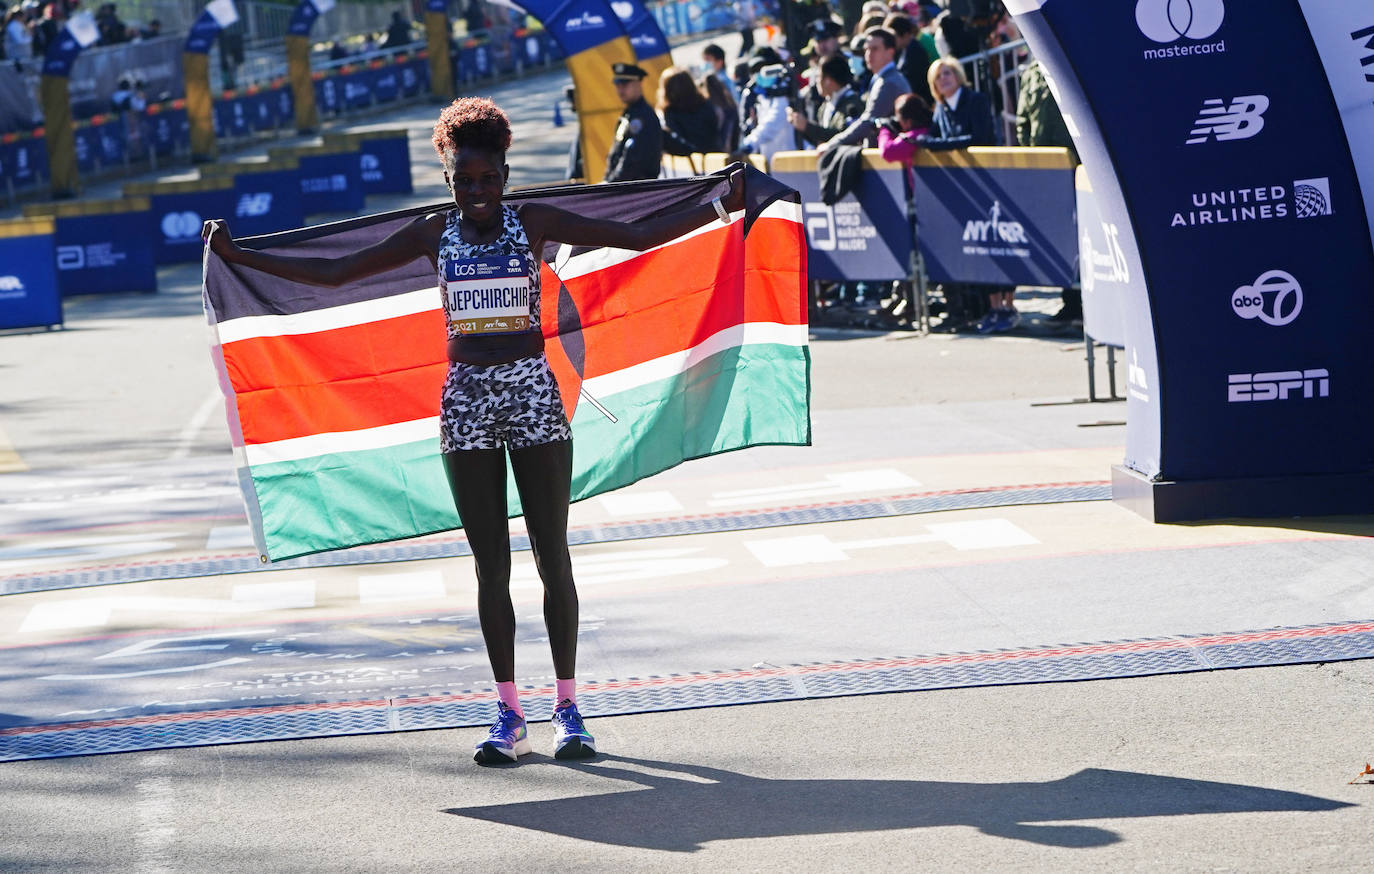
[202,219,237,258]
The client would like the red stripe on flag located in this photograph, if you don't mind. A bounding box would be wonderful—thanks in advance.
[223,310,447,447]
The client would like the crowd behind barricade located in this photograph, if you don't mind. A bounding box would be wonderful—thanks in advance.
[601,0,1080,335]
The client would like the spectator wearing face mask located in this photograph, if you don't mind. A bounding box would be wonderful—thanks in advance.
[820,27,910,151]
[735,63,796,164]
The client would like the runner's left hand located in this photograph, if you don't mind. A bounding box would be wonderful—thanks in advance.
[722,166,746,213]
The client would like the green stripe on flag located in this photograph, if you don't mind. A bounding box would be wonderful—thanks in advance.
[250,343,811,559]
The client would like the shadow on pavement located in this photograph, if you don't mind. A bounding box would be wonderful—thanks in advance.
[445,756,1353,851]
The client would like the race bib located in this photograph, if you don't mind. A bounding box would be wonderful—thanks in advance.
[442,255,531,335]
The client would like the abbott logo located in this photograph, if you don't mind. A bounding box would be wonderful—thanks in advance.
[1187,95,1267,144]
[1232,270,1302,326]
[0,275,25,292]
[1137,0,1224,40]
[1228,369,1329,403]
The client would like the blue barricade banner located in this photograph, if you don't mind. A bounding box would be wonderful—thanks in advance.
[315,76,341,117]
[372,66,401,104]
[213,96,253,139]
[0,220,61,330]
[43,202,157,296]
[73,119,127,172]
[1008,0,1374,495]
[229,167,306,237]
[911,149,1078,288]
[770,151,911,282]
[133,180,238,265]
[143,108,190,158]
[341,70,375,111]
[286,148,365,214]
[1,137,49,190]
[330,132,412,195]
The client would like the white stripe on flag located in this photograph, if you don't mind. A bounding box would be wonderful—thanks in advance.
[239,321,806,466]
[581,322,808,398]
[244,417,440,467]
[215,287,439,344]
[553,199,803,281]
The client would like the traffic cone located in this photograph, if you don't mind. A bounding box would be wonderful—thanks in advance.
[553,100,564,127]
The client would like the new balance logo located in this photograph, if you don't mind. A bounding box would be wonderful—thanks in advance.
[1186,95,1268,144]
[235,193,273,218]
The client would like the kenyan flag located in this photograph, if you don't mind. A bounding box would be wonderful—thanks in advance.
[203,169,810,561]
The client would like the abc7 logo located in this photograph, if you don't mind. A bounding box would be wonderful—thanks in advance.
[1232,270,1302,327]
[161,210,203,240]
[1136,0,1224,43]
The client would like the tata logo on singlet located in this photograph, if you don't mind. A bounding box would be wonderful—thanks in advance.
[1138,0,1227,60]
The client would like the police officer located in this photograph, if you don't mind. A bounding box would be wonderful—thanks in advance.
[604,62,663,183]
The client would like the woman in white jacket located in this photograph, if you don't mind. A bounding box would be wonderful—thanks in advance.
[737,64,795,165]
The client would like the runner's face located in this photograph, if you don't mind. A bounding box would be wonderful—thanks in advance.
[448,147,508,226]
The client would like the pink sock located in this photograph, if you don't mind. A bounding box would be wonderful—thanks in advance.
[496,681,523,717]
[556,678,576,706]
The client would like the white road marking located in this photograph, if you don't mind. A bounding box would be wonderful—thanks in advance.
[19,582,315,632]
[169,388,225,461]
[0,533,181,572]
[707,469,920,507]
[511,547,727,588]
[358,569,447,603]
[41,628,276,680]
[135,754,176,874]
[744,519,1039,567]
[597,490,684,516]
[205,525,255,550]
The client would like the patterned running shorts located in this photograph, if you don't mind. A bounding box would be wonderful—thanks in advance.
[439,354,572,452]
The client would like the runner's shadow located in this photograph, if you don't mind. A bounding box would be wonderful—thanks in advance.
[444,756,1353,851]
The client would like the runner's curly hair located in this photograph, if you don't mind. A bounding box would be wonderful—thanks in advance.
[432,97,513,168]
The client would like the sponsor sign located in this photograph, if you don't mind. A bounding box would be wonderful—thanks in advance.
[295,150,364,215]
[229,168,304,237]
[355,134,413,195]
[0,229,61,330]
[150,188,237,265]
[769,163,910,281]
[50,212,156,296]
[911,161,1077,287]
[1010,0,1374,487]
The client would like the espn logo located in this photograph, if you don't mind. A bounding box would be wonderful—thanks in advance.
[1227,369,1329,403]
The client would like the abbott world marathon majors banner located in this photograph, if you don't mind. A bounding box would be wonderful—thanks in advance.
[1005,0,1374,520]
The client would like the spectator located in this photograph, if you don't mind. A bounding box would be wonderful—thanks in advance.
[463,0,485,36]
[912,4,939,66]
[658,65,720,156]
[735,63,794,164]
[820,27,909,150]
[700,71,739,152]
[383,10,411,51]
[4,5,33,69]
[136,17,159,40]
[920,55,1011,333]
[219,21,245,89]
[795,18,848,133]
[604,62,662,182]
[736,0,756,54]
[737,46,783,146]
[94,2,126,45]
[1016,56,1082,327]
[933,9,979,62]
[919,56,995,150]
[877,91,933,184]
[700,43,736,100]
[328,39,349,61]
[31,1,61,57]
[883,12,931,100]
[790,54,864,148]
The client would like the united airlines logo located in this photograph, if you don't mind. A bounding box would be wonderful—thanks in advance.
[1293,178,1333,218]
[1186,95,1267,144]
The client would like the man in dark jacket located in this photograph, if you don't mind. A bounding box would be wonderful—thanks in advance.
[604,62,663,182]
[790,55,865,147]
[884,12,931,100]
[823,27,910,149]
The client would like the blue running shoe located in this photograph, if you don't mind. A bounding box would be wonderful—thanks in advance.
[975,310,1001,334]
[994,308,1021,332]
[552,699,596,760]
[473,702,530,764]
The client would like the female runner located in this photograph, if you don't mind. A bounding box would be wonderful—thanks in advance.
[205,97,744,764]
